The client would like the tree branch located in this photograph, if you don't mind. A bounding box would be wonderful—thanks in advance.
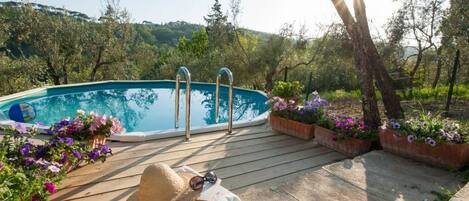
[330,0,356,35]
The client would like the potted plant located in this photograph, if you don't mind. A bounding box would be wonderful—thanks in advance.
[50,110,124,148]
[380,112,469,170]
[269,81,328,140]
[0,121,112,200]
[315,115,378,157]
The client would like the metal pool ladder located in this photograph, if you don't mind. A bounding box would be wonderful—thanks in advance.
[215,67,234,134]
[175,66,191,141]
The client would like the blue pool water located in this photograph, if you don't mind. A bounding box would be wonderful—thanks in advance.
[0,81,269,132]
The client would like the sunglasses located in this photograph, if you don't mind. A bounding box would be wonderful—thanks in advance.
[189,171,218,190]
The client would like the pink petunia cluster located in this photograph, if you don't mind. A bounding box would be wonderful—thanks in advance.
[269,96,290,111]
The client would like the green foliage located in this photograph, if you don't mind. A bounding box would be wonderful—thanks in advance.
[431,187,456,201]
[272,81,303,98]
[321,89,361,101]
[399,85,469,101]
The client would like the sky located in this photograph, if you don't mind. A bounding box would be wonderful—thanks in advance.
[8,0,401,36]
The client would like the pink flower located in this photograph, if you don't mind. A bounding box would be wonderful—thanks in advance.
[111,118,123,134]
[72,117,84,130]
[44,182,57,194]
[99,115,108,126]
[278,101,288,110]
[90,123,98,132]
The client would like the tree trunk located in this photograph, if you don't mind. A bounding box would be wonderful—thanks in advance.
[90,47,104,82]
[62,64,68,84]
[90,67,99,82]
[46,59,61,85]
[432,46,443,88]
[331,0,381,128]
[264,67,276,91]
[353,0,403,119]
[410,48,423,79]
[350,28,381,129]
[445,49,460,114]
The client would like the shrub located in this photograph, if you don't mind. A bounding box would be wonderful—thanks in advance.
[271,81,303,99]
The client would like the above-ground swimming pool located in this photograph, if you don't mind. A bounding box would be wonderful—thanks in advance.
[0,81,269,141]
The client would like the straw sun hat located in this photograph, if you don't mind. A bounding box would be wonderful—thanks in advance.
[128,163,202,201]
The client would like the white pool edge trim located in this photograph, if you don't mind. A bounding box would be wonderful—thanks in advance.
[109,112,269,142]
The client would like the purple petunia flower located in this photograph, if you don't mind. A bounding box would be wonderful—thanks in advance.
[35,146,47,159]
[88,149,100,160]
[425,137,436,147]
[391,121,400,129]
[44,182,57,194]
[35,159,50,169]
[407,135,415,143]
[64,137,74,146]
[19,143,32,156]
[100,145,112,155]
[0,161,3,171]
[24,157,35,166]
[452,133,461,143]
[72,150,82,159]
[59,153,68,164]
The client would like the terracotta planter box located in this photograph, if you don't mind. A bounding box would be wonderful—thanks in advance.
[88,135,107,148]
[270,114,314,140]
[380,129,469,170]
[314,125,373,158]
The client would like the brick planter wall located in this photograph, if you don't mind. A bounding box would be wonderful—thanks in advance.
[314,125,373,158]
[380,129,469,170]
[269,114,314,140]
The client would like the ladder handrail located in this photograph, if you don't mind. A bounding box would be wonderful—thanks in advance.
[175,66,191,141]
[215,67,234,134]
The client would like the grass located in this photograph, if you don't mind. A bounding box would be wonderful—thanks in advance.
[399,84,469,101]
[320,89,362,102]
[320,84,469,102]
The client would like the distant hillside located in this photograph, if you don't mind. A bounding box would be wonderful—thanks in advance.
[0,1,91,21]
[0,1,272,47]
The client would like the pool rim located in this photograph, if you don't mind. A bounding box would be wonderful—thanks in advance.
[0,80,270,142]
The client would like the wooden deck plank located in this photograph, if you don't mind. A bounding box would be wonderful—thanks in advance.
[53,141,327,200]
[107,132,284,161]
[67,132,284,177]
[59,138,305,189]
[110,125,271,152]
[222,152,347,190]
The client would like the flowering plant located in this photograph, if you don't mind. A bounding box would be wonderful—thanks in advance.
[0,122,113,200]
[384,112,468,146]
[269,91,328,124]
[51,110,124,141]
[318,115,378,140]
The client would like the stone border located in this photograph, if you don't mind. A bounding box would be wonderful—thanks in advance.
[0,80,269,142]
[450,182,469,201]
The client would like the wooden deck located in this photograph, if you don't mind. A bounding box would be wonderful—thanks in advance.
[51,124,347,201]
